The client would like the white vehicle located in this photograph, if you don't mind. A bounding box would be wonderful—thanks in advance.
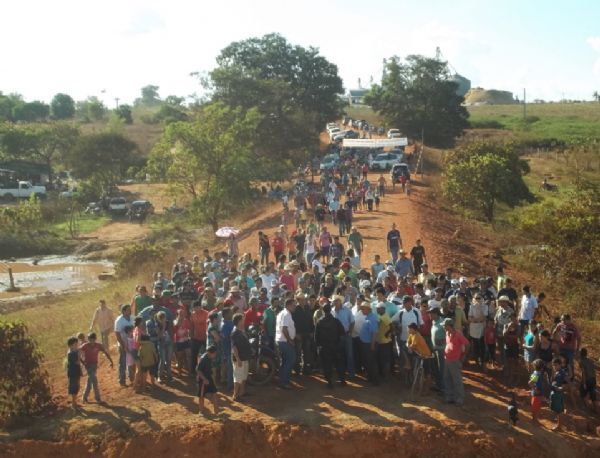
[108,197,128,214]
[328,128,342,140]
[59,187,79,198]
[0,181,47,200]
[326,122,337,130]
[387,129,401,138]
[369,152,403,170]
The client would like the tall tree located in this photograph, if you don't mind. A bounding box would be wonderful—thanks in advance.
[66,132,138,193]
[207,33,344,176]
[11,101,49,122]
[147,102,261,230]
[76,96,106,121]
[50,93,75,119]
[135,85,161,106]
[0,123,79,187]
[114,104,133,124]
[365,55,469,147]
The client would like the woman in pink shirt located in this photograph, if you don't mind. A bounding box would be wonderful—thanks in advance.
[443,318,470,406]
[173,308,192,376]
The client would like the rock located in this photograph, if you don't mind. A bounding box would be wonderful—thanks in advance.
[98,272,115,281]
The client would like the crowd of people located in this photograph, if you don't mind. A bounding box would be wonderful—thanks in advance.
[66,170,596,426]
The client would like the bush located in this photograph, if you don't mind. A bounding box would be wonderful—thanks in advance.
[116,242,166,276]
[469,119,505,129]
[0,321,53,428]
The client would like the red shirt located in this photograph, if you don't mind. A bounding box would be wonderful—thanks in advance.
[173,318,191,343]
[244,308,262,328]
[190,309,208,341]
[421,312,432,337]
[484,326,496,345]
[271,236,285,252]
[445,330,469,362]
[279,273,296,292]
[80,342,103,365]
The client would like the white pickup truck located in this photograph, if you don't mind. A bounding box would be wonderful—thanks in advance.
[0,181,47,199]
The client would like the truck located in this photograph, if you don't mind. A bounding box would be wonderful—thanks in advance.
[0,181,47,200]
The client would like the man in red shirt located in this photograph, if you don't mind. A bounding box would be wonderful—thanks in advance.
[244,297,263,329]
[190,301,209,373]
[271,232,285,262]
[80,333,113,403]
[443,318,470,406]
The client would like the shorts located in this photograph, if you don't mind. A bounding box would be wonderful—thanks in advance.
[198,379,218,397]
[176,341,191,352]
[320,247,330,257]
[531,395,542,414]
[232,359,249,383]
[68,377,80,395]
[550,391,564,414]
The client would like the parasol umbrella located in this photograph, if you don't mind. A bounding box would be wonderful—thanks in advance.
[215,226,240,238]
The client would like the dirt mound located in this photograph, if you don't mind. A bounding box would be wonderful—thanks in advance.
[465,88,517,106]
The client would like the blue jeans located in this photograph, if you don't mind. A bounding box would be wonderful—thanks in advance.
[118,349,134,384]
[83,364,100,401]
[342,334,355,377]
[278,341,296,387]
[390,247,399,264]
[338,221,346,237]
[158,338,173,379]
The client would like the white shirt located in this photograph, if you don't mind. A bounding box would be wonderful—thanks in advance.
[312,259,325,274]
[276,308,296,342]
[468,302,488,338]
[519,294,538,321]
[391,307,422,341]
[351,305,366,338]
[260,273,277,291]
[114,314,133,348]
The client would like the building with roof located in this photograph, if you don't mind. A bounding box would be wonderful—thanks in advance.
[347,89,369,105]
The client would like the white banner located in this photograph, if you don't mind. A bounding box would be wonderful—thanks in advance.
[342,138,408,148]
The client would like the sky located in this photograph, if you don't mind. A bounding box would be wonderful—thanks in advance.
[1,0,599,106]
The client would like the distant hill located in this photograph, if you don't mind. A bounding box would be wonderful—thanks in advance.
[465,88,518,105]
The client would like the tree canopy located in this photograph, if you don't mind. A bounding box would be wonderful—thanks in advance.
[442,141,533,221]
[206,33,344,176]
[365,55,469,147]
[147,102,261,229]
[135,85,161,107]
[50,93,75,119]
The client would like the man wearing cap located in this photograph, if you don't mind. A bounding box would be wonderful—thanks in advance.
[279,265,297,292]
[315,302,347,388]
[410,239,427,275]
[394,249,414,278]
[227,285,247,311]
[386,223,403,264]
[428,306,445,392]
[332,295,355,377]
[494,295,515,366]
[276,298,297,389]
[358,301,380,385]
[417,263,435,286]
[443,318,469,406]
[376,263,396,285]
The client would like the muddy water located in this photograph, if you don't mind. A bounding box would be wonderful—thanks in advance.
[0,255,114,303]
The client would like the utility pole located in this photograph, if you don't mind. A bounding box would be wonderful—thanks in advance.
[115,97,120,109]
[523,88,526,119]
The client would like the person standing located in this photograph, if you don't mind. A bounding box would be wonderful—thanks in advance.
[347,227,364,262]
[428,307,445,392]
[114,304,134,386]
[333,295,355,377]
[258,231,271,266]
[89,299,114,350]
[468,295,488,367]
[519,285,538,336]
[80,332,113,403]
[358,301,379,385]
[66,337,82,408]
[410,240,427,275]
[231,313,251,401]
[276,298,297,389]
[386,223,402,263]
[315,302,346,388]
[190,301,209,374]
[443,318,470,406]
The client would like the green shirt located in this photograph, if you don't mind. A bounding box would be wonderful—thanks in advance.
[262,307,276,337]
[348,232,363,254]
[430,318,446,350]
[134,295,152,316]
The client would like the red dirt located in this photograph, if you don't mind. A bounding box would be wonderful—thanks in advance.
[2,173,598,456]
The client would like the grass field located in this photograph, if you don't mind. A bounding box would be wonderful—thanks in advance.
[49,215,111,238]
[468,102,600,141]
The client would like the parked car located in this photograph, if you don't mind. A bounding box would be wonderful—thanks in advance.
[320,154,339,172]
[332,130,359,143]
[0,181,47,200]
[370,152,403,170]
[108,197,128,215]
[128,200,153,223]
[387,129,401,138]
[390,163,411,183]
[59,187,79,199]
[328,128,342,140]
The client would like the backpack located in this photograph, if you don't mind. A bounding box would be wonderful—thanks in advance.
[395,309,421,333]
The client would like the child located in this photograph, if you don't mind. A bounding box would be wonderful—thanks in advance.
[124,326,137,388]
[407,323,432,370]
[132,318,145,390]
[528,359,544,425]
[66,336,82,408]
[579,348,597,413]
[138,334,158,391]
[484,318,497,368]
[197,345,219,416]
[523,321,537,372]
[550,357,567,431]
[80,332,113,403]
[77,332,87,347]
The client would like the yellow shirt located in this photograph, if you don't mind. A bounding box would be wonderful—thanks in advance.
[377,313,392,344]
[407,332,432,357]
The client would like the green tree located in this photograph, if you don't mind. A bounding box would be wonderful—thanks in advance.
[0,92,23,121]
[593,91,599,103]
[50,93,75,119]
[114,104,133,124]
[135,85,161,106]
[66,132,138,193]
[442,141,533,221]
[365,55,469,147]
[147,102,261,230]
[11,100,49,122]
[207,33,344,177]
[76,96,106,122]
[0,123,79,187]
